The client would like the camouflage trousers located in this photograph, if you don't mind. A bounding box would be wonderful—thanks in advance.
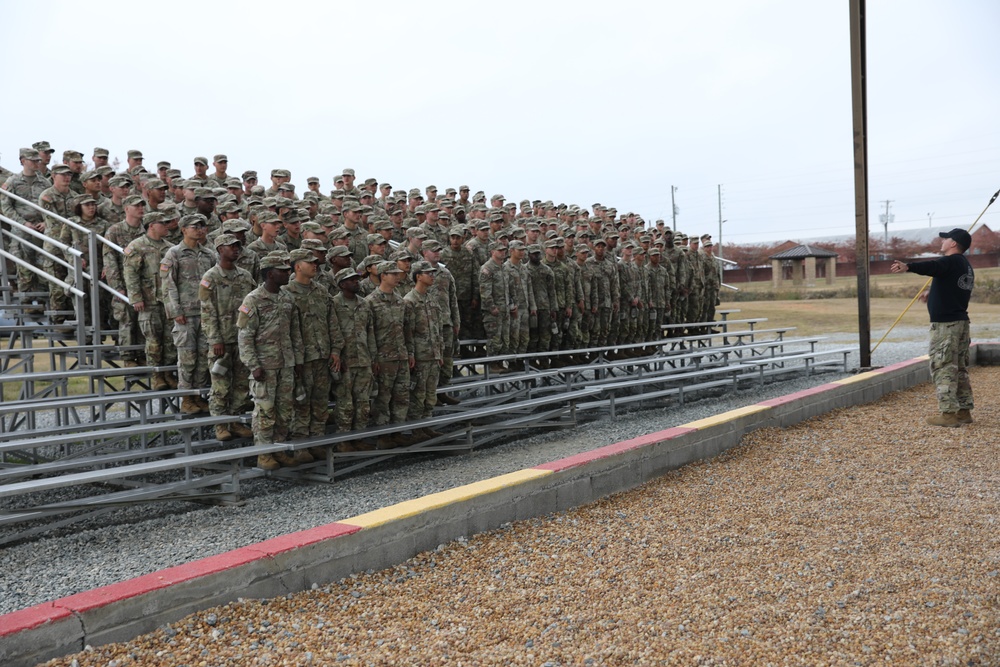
[408,359,440,421]
[171,316,209,390]
[113,300,145,362]
[528,310,552,353]
[11,229,43,293]
[594,307,612,347]
[647,307,664,341]
[438,325,455,387]
[686,290,703,324]
[702,289,719,326]
[291,358,331,438]
[208,344,249,417]
[929,320,973,413]
[372,359,410,425]
[333,365,373,432]
[483,311,510,356]
[510,309,529,354]
[138,304,177,367]
[250,367,293,446]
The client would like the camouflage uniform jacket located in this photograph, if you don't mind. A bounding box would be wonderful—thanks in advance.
[200,264,256,345]
[237,285,295,371]
[645,262,671,308]
[440,245,479,305]
[430,265,460,329]
[404,288,442,362]
[284,279,345,365]
[701,252,722,291]
[103,221,145,294]
[98,199,124,224]
[590,255,620,309]
[237,246,260,280]
[528,261,556,311]
[245,237,287,258]
[579,260,601,310]
[38,186,76,253]
[161,241,218,318]
[503,260,536,312]
[466,237,490,271]
[332,292,376,368]
[617,259,640,308]
[123,235,171,306]
[365,288,411,362]
[61,216,110,276]
[1,172,50,224]
[479,257,510,314]
[546,258,573,311]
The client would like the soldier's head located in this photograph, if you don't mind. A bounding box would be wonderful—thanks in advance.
[260,252,292,288]
[192,156,209,178]
[335,267,362,296]
[33,141,54,167]
[341,168,356,189]
[593,238,607,260]
[213,154,228,175]
[18,148,42,174]
[527,244,543,265]
[126,149,143,170]
[376,261,402,289]
[214,234,241,263]
[194,188,217,215]
[92,147,109,168]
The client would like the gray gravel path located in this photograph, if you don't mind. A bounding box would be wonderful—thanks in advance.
[0,336,932,615]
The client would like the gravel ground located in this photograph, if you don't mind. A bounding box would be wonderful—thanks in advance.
[38,357,999,666]
[0,334,932,616]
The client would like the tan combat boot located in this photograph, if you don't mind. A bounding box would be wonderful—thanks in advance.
[273,451,297,467]
[194,396,211,413]
[165,373,179,389]
[230,422,253,439]
[215,424,232,441]
[926,412,961,428]
[376,435,396,450]
[257,454,280,471]
[180,396,201,414]
[956,409,973,424]
[308,446,328,460]
[292,449,314,465]
[152,372,169,391]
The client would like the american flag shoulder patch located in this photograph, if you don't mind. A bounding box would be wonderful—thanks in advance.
[239,304,251,315]
[200,278,211,288]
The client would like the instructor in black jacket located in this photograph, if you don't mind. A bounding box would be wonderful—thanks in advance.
[890,228,975,427]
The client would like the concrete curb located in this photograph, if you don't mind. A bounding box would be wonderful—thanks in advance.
[0,353,946,667]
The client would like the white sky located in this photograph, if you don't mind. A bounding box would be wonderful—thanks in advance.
[2,0,998,246]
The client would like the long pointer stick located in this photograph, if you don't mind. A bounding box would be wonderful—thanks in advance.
[870,188,1000,355]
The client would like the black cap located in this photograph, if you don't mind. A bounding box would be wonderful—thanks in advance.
[939,228,972,251]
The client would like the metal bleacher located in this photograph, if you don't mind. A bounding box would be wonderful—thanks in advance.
[0,188,852,545]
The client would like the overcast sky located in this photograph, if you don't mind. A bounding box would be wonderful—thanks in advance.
[2,0,998,247]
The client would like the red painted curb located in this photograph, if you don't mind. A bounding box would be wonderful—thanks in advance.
[0,522,361,636]
[535,427,697,472]
[757,383,840,407]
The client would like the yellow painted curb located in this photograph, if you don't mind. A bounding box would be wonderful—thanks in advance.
[832,371,880,385]
[340,469,552,529]
[684,404,771,430]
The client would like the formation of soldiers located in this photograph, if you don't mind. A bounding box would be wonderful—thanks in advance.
[1,145,724,470]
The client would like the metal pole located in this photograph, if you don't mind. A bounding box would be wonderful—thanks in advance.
[670,186,677,231]
[849,0,872,368]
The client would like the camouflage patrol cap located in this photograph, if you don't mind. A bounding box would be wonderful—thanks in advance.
[179,214,208,228]
[527,244,543,254]
[277,183,293,192]
[448,226,465,237]
[222,219,251,234]
[358,204,373,216]
[326,245,352,258]
[242,170,258,181]
[289,248,319,265]
[216,201,238,214]
[166,169,182,179]
[544,239,563,249]
[491,193,505,202]
[306,176,319,185]
[19,148,40,160]
[194,188,216,200]
[193,156,209,166]
[525,221,540,231]
[472,203,489,212]
[421,239,443,252]
[157,161,172,170]
[95,166,114,177]
[90,147,108,158]
[593,237,608,246]
[445,188,457,197]
[376,261,402,275]
[374,219,394,231]
[649,248,662,256]
[414,205,427,215]
[335,266,362,284]
[142,212,166,228]
[213,154,228,163]
[367,233,387,245]
[300,238,326,252]
[576,246,593,257]
[129,165,147,176]
[407,188,422,198]
[108,175,131,188]
[146,178,168,190]
[224,178,242,189]
[406,227,427,240]
[127,150,143,160]
[488,211,505,222]
[74,194,97,206]
[300,221,323,234]
[50,165,72,176]
[330,189,345,200]
[214,233,240,249]
[474,220,490,231]
[157,202,180,218]
[32,141,53,153]
[487,242,506,253]
[426,184,438,193]
[342,168,355,176]
[390,249,415,262]
[363,177,378,187]
[508,240,526,250]
[411,261,437,279]
[123,194,146,207]
[342,201,361,212]
[260,252,292,270]
[257,211,281,225]
[327,227,349,240]
[80,170,99,182]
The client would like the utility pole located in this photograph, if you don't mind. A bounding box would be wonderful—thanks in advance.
[879,199,893,258]
[717,184,724,257]
[849,0,871,369]
[927,211,934,228]
[670,185,678,231]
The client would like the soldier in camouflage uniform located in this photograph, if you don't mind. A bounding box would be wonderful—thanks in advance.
[38,164,77,322]
[441,226,479,340]
[544,239,573,353]
[0,148,51,298]
[590,238,620,348]
[123,212,177,390]
[479,242,511,371]
[103,195,147,364]
[503,240,535,356]
[404,261,444,440]
[284,248,345,458]
[573,245,595,351]
[331,267,376,451]
[686,236,706,331]
[645,247,672,343]
[61,195,110,328]
[98,175,132,225]
[615,242,641,349]
[238,252,301,470]
[667,232,690,334]
[526,244,556,361]
[700,236,722,327]
[420,240,460,398]
[161,214,217,413]
[365,261,413,449]
[890,229,975,427]
[200,234,256,442]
